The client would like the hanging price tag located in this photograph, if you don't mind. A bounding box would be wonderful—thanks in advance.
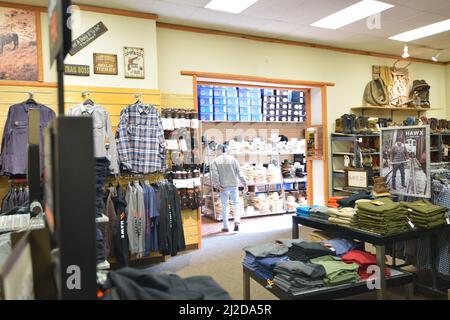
[407,218,416,229]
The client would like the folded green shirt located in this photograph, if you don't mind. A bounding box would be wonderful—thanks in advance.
[401,200,447,215]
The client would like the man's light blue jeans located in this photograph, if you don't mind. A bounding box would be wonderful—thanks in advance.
[219,187,242,229]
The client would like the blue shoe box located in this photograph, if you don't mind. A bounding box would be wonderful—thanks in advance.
[214,113,227,121]
[240,115,252,122]
[214,97,227,105]
[251,114,263,122]
[214,105,227,114]
[199,96,214,106]
[240,107,251,115]
[213,88,227,97]
[228,114,240,122]
[239,98,251,107]
[227,106,240,115]
[226,88,238,98]
[198,85,214,97]
[200,113,214,121]
[200,105,214,113]
[226,97,239,106]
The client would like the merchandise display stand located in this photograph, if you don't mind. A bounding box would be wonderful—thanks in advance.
[291,215,450,300]
[331,133,380,196]
[243,265,413,300]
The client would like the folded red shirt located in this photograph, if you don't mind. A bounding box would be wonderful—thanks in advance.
[342,250,391,280]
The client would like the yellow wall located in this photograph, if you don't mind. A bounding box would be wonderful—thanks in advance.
[447,65,450,115]
[157,27,448,125]
[41,11,158,89]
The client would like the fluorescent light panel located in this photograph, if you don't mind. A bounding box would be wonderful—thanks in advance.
[390,19,450,42]
[311,0,395,30]
[205,0,259,14]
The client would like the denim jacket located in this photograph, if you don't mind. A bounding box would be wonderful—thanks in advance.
[0,102,55,175]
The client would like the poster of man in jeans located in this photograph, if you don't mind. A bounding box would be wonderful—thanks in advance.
[381,126,430,198]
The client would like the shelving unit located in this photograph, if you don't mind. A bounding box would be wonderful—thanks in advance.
[351,106,442,119]
[430,133,450,163]
[202,149,308,221]
[331,133,380,197]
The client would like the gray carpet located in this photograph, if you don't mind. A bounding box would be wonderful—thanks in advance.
[148,214,294,300]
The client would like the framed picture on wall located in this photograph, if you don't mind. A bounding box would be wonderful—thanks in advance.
[380,125,431,198]
[0,4,42,82]
[93,53,118,75]
[124,47,144,79]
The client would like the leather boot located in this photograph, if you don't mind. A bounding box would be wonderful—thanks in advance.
[348,114,357,134]
[372,177,390,196]
[439,119,448,133]
[430,118,438,132]
[361,116,370,134]
[368,118,380,133]
[335,118,344,133]
[420,116,428,125]
[342,114,352,134]
[354,117,363,134]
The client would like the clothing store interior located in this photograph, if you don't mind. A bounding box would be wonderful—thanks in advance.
[0,0,450,302]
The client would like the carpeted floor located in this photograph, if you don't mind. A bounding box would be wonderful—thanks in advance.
[147,214,445,300]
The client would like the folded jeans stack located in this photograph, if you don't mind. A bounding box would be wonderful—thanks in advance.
[287,241,336,262]
[328,207,357,228]
[310,255,360,287]
[274,261,326,294]
[356,197,410,236]
[243,243,290,280]
[322,238,361,257]
[401,200,448,229]
[296,206,317,218]
[342,250,391,280]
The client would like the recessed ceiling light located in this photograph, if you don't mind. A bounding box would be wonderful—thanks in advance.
[310,0,395,30]
[390,19,450,42]
[204,0,259,14]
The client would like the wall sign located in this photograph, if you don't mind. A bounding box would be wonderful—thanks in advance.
[346,169,368,189]
[69,22,108,56]
[124,47,145,79]
[93,53,118,75]
[64,64,90,76]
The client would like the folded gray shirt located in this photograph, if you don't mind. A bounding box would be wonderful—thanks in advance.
[244,243,288,258]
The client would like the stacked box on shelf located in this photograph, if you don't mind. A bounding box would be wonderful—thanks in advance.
[239,88,262,122]
[198,85,214,121]
[226,87,239,121]
[291,91,307,122]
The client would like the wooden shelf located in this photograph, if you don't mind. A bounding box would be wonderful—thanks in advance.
[201,120,306,124]
[351,106,441,112]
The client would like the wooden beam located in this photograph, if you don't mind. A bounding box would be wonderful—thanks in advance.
[74,4,158,20]
[159,22,449,66]
[0,81,57,88]
[321,85,330,205]
[182,71,335,88]
[0,1,46,12]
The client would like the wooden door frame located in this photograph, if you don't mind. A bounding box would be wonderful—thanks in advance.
[184,71,334,241]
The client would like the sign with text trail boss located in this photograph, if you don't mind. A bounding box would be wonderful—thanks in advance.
[64,64,90,76]
[69,21,108,56]
[93,53,118,75]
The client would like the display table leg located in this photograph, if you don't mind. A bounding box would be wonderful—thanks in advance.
[376,245,387,300]
[292,220,299,239]
[405,283,414,300]
[243,269,251,300]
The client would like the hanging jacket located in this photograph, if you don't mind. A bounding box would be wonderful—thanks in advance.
[0,102,55,175]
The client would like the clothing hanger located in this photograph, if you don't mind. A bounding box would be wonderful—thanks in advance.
[25,92,38,105]
[134,93,143,105]
[82,91,95,106]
